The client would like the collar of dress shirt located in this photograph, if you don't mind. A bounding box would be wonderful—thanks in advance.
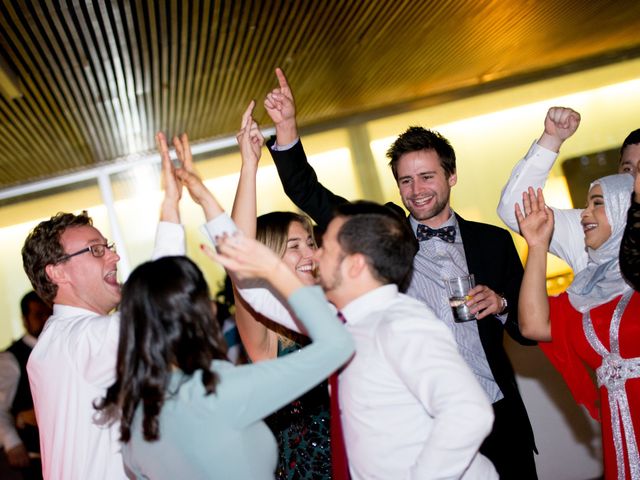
[340,284,399,326]
[52,303,108,318]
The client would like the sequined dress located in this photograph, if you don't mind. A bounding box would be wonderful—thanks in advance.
[540,291,640,480]
[265,341,332,480]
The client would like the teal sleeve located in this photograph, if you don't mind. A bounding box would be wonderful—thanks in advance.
[225,286,354,427]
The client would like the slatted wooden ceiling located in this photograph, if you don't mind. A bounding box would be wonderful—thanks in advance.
[0,0,639,193]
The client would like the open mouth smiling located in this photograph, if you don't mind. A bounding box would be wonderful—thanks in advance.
[412,195,434,207]
[104,270,120,286]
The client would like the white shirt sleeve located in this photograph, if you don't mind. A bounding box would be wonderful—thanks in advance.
[497,141,587,273]
[270,137,300,151]
[378,315,495,479]
[200,212,238,244]
[151,221,186,260]
[235,284,304,334]
[0,351,23,451]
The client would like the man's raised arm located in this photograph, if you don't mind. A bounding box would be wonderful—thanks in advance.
[265,68,348,230]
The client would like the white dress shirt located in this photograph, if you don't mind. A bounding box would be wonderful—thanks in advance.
[0,334,37,451]
[27,221,185,480]
[204,215,497,479]
[339,284,496,480]
[497,141,587,273]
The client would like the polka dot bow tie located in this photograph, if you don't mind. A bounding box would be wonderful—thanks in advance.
[416,224,456,243]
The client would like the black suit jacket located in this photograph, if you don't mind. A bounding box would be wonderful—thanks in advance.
[269,138,536,452]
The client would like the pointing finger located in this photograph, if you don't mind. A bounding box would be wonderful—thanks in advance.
[241,100,256,130]
[275,67,289,91]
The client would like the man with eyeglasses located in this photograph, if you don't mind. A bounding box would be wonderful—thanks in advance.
[20,133,193,480]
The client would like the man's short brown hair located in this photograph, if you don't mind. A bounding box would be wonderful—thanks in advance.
[387,126,456,181]
[22,211,93,305]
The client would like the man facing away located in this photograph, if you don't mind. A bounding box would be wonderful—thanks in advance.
[210,201,498,479]
[497,106,640,274]
[263,68,538,478]
[0,291,51,480]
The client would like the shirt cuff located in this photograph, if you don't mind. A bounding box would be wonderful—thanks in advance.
[201,213,238,246]
[495,312,508,325]
[524,140,558,168]
[270,138,300,152]
[151,221,186,260]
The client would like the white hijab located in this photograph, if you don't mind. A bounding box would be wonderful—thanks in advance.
[567,173,634,313]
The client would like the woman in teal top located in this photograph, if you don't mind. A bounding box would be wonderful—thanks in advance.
[96,246,353,479]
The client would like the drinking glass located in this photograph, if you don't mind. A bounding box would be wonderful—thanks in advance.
[445,274,476,322]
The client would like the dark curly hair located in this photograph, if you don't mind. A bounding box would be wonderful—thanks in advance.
[22,211,93,305]
[95,256,228,442]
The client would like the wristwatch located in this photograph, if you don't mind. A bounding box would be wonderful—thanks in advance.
[498,295,508,315]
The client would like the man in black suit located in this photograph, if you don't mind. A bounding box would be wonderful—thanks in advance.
[263,68,537,479]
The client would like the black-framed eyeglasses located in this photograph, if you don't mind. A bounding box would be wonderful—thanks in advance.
[56,243,116,263]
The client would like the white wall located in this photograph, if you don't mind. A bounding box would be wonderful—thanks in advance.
[506,338,602,480]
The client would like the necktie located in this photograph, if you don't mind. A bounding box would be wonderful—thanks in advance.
[330,311,350,480]
[416,224,456,243]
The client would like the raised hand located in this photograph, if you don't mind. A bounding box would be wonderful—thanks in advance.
[157,131,224,221]
[169,133,216,217]
[171,133,207,204]
[172,133,204,199]
[207,234,280,279]
[517,188,553,341]
[538,107,581,152]
[156,131,182,222]
[264,67,298,145]
[515,187,555,248]
[157,132,182,203]
[236,100,265,168]
[203,234,302,298]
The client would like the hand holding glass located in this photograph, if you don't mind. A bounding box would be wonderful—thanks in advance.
[446,274,476,322]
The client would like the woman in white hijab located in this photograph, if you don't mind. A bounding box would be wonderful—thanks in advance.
[516,174,639,480]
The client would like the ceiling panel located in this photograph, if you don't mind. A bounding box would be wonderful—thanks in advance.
[0,0,639,192]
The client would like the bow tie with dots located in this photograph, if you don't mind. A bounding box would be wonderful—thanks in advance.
[416,224,456,243]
